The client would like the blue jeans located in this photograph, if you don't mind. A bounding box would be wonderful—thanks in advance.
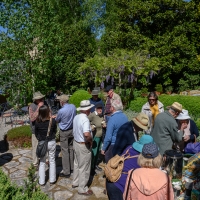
[106,180,123,200]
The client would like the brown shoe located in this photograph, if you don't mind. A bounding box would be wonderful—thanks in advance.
[78,189,93,196]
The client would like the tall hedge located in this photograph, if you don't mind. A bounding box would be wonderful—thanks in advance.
[129,95,200,119]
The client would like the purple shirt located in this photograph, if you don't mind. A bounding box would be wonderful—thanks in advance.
[114,146,140,193]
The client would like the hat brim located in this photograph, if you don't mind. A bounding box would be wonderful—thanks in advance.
[132,142,143,153]
[91,93,99,96]
[77,104,94,111]
[176,116,191,120]
[57,96,69,102]
[166,106,183,113]
[132,118,148,130]
[33,95,45,101]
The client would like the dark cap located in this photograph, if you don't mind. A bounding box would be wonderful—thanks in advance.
[95,103,103,108]
[105,85,113,92]
[142,143,159,159]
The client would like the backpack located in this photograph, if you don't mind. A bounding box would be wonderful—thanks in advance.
[104,147,138,182]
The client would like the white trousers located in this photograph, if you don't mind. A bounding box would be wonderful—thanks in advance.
[32,134,38,165]
[39,140,56,184]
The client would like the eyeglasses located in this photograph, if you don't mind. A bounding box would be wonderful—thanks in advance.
[148,99,156,101]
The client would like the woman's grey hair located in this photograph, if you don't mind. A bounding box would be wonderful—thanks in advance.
[111,99,123,111]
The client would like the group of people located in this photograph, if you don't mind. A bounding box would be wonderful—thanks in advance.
[28,88,199,199]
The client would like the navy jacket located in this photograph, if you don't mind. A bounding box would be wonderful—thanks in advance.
[89,97,104,113]
[188,119,199,141]
[112,121,137,156]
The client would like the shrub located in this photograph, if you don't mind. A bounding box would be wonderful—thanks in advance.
[129,94,200,119]
[69,90,92,108]
[165,85,173,93]
[7,125,32,148]
[155,84,163,93]
[0,166,49,200]
[123,109,139,121]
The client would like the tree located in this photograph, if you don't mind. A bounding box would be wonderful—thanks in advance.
[79,48,160,104]
[0,0,96,104]
[99,0,200,91]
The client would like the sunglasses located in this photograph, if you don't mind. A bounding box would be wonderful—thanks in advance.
[148,99,156,101]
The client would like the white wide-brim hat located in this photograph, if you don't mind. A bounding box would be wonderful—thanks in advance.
[176,109,191,120]
[77,100,94,111]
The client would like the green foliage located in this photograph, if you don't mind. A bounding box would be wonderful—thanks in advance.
[115,87,134,108]
[7,125,32,148]
[7,125,31,140]
[23,164,38,198]
[79,49,160,90]
[99,0,200,91]
[123,109,138,121]
[0,0,96,105]
[133,89,142,99]
[178,72,200,92]
[129,95,200,119]
[194,118,200,130]
[140,88,148,95]
[0,166,49,200]
[165,86,173,93]
[69,90,91,108]
[155,84,163,93]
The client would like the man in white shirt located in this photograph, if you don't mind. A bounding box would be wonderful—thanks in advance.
[72,100,94,196]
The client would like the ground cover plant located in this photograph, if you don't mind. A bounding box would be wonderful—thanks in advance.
[0,164,49,200]
[7,125,32,148]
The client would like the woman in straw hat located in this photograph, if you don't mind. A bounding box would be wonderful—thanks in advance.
[123,143,174,200]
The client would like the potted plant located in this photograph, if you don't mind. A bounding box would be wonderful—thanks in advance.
[140,87,148,97]
[165,86,173,95]
[155,84,163,95]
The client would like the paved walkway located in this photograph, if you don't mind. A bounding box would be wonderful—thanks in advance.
[0,146,108,200]
[0,118,108,200]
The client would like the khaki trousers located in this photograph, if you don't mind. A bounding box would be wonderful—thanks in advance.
[72,141,91,193]
[32,134,38,165]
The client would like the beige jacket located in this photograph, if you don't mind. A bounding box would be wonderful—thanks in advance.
[123,168,174,200]
[141,100,164,134]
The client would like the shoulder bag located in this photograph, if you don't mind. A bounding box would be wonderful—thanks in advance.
[36,118,52,158]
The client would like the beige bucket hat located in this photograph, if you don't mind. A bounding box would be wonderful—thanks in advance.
[132,113,149,130]
[33,91,45,101]
[56,94,69,102]
[167,102,183,113]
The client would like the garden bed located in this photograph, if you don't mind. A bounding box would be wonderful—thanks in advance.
[7,125,32,148]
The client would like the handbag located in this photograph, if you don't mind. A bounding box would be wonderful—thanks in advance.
[36,118,52,158]
[185,135,200,154]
